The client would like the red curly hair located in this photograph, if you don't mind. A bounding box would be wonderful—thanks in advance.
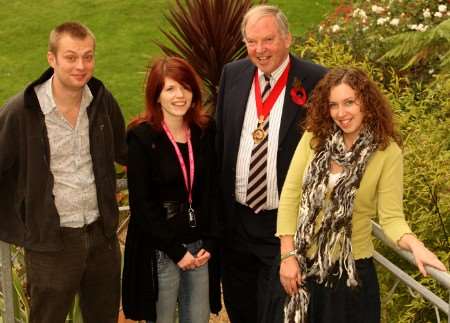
[305,67,401,151]
[129,56,210,130]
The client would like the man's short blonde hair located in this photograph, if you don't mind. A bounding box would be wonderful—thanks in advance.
[48,21,96,54]
[241,4,289,40]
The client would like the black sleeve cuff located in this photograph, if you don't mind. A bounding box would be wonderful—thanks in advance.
[202,238,216,255]
[165,244,187,264]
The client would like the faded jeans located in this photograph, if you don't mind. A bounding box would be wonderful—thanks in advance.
[150,240,210,323]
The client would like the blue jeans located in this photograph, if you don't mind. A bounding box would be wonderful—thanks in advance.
[151,240,210,323]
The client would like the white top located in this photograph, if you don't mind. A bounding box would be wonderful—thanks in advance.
[235,55,290,210]
[327,172,343,191]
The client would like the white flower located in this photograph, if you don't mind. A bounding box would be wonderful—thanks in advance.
[371,5,385,14]
[434,12,443,18]
[331,24,341,33]
[377,17,389,25]
[318,25,324,33]
[438,5,447,13]
[423,8,431,18]
[408,23,428,32]
[428,69,435,75]
[362,26,369,32]
[417,24,428,32]
[389,18,400,26]
[352,8,368,19]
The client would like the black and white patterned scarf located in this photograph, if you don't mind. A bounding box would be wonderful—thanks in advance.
[284,126,378,323]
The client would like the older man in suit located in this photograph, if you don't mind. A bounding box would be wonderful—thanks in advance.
[215,4,327,323]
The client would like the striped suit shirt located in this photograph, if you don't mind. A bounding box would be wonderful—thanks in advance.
[235,56,290,210]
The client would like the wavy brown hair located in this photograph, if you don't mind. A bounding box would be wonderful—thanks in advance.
[129,56,211,130]
[305,67,401,151]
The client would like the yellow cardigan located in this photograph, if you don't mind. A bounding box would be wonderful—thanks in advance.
[277,131,412,260]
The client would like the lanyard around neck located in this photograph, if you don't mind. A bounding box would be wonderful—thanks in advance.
[254,62,291,120]
[161,122,195,204]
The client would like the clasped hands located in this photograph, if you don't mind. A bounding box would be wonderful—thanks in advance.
[177,248,210,271]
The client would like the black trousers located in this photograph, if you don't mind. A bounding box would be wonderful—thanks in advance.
[25,220,121,323]
[222,203,284,323]
[264,258,381,323]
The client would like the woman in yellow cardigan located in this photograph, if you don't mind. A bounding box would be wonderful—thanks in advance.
[277,68,446,323]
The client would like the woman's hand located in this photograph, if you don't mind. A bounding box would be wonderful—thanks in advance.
[177,251,196,271]
[399,234,447,276]
[195,248,211,267]
[280,256,303,296]
[279,234,302,295]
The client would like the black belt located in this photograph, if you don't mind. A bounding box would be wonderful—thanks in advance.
[235,201,277,216]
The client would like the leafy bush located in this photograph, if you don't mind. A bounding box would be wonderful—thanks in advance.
[380,18,450,87]
[308,0,450,84]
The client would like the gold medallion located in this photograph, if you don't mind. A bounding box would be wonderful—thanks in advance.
[253,115,267,144]
[252,127,267,144]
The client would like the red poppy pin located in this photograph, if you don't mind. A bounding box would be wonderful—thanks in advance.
[290,77,307,106]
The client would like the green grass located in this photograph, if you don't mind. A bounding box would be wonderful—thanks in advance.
[0,0,334,120]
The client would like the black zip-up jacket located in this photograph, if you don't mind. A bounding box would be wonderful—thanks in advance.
[0,68,127,251]
[122,122,221,321]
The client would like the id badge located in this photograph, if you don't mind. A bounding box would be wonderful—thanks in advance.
[188,205,197,228]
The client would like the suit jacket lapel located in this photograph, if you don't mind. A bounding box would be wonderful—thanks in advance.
[229,61,255,154]
[279,55,307,146]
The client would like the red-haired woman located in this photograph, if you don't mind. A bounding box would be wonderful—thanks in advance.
[122,57,221,323]
[276,68,446,323]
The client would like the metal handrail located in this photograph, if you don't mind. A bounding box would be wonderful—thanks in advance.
[372,220,450,319]
[373,252,448,313]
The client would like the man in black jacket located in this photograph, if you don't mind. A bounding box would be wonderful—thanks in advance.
[216,5,327,322]
[0,22,127,323]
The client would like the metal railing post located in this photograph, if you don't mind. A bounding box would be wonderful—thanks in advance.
[0,241,15,323]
